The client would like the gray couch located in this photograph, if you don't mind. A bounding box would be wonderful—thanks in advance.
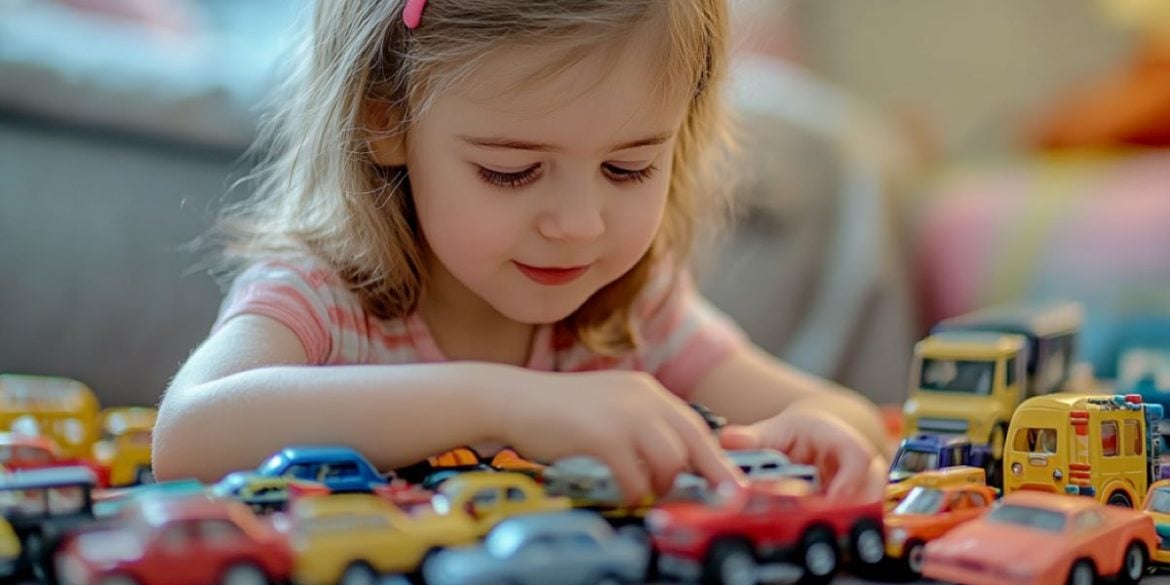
[0,3,917,409]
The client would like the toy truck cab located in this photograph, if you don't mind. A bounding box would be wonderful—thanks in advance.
[903,332,1026,479]
[1005,393,1163,508]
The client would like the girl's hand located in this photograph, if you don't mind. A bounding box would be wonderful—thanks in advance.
[718,406,886,501]
[499,370,745,505]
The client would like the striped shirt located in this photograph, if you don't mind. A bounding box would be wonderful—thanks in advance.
[214,256,745,397]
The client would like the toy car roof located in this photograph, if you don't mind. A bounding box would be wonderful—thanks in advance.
[0,465,95,490]
[267,445,373,464]
[127,494,243,526]
[903,433,971,448]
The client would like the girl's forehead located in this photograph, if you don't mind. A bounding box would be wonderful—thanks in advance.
[425,38,690,151]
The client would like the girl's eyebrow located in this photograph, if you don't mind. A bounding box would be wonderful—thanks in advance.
[457,132,673,153]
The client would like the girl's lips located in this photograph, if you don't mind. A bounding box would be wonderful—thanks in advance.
[514,262,590,286]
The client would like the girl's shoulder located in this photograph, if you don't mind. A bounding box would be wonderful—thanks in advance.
[217,254,410,365]
[229,253,347,293]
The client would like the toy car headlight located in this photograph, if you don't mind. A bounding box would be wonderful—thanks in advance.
[888,528,908,546]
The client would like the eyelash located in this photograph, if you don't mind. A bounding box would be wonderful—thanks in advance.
[478,164,658,189]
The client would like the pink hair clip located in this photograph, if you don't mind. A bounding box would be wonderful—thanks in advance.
[403,0,427,30]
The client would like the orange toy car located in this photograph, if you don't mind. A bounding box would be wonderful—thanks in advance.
[923,491,1156,585]
[884,482,997,575]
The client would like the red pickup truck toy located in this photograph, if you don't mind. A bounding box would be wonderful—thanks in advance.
[646,479,885,585]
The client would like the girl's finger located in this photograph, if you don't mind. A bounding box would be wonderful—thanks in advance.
[635,421,689,496]
[600,449,652,508]
[826,447,878,498]
[718,424,762,451]
[669,413,745,486]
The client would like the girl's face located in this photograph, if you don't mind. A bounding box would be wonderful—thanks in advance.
[406,35,690,325]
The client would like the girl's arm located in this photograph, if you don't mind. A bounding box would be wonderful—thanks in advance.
[154,314,524,482]
[155,314,741,499]
[688,344,890,457]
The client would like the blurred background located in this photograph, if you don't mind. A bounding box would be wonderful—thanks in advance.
[3,0,1170,409]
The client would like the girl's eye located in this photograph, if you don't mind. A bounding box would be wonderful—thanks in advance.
[478,164,541,189]
[604,163,657,184]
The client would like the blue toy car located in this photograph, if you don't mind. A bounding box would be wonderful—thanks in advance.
[256,445,388,493]
[889,434,992,484]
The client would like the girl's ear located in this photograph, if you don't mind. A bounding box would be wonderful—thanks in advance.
[364,98,408,167]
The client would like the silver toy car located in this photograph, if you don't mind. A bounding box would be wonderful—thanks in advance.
[422,510,649,585]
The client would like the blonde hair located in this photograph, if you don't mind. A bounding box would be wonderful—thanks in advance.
[218,0,733,354]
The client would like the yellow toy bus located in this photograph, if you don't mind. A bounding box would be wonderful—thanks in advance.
[1005,393,1163,508]
[0,375,100,460]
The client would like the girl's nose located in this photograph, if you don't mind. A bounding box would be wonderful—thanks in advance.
[537,182,605,243]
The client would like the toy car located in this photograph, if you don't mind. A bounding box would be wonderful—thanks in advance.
[727,449,819,487]
[54,495,292,585]
[422,510,649,585]
[488,448,546,480]
[647,479,885,585]
[1143,478,1170,565]
[256,445,388,493]
[923,490,1156,585]
[209,471,330,513]
[0,466,100,581]
[543,456,703,509]
[91,407,156,487]
[885,465,986,511]
[372,480,435,513]
[0,433,110,488]
[884,482,997,575]
[0,375,101,461]
[276,493,477,585]
[888,433,991,484]
[430,472,569,536]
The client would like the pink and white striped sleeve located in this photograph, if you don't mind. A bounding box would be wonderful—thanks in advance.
[636,266,748,397]
[213,257,350,364]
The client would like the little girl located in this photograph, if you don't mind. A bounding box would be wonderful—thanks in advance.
[155,0,889,503]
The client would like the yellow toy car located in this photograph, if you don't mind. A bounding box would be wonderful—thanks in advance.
[91,407,156,487]
[1143,479,1170,565]
[0,516,19,578]
[885,466,988,511]
[210,471,330,513]
[280,493,477,585]
[431,471,570,536]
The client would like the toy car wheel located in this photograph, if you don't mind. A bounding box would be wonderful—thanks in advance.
[220,562,268,585]
[1107,491,1134,508]
[799,529,839,584]
[988,424,1006,460]
[1067,559,1095,585]
[135,467,154,485]
[904,540,926,575]
[1118,542,1147,585]
[341,561,380,585]
[706,539,756,585]
[849,520,885,567]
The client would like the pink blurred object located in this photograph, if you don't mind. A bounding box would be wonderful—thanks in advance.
[912,151,1170,376]
[55,0,197,34]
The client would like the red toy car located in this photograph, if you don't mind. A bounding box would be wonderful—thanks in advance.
[646,479,885,585]
[0,434,110,487]
[54,496,293,585]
